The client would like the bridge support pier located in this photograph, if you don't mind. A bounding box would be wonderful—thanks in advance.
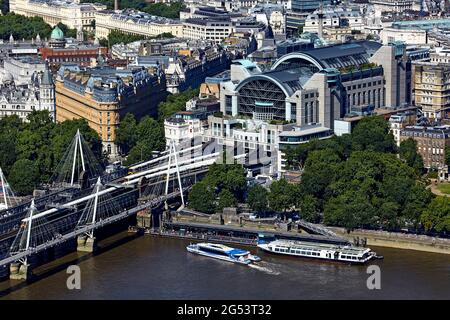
[77,235,97,253]
[137,208,151,229]
[9,262,30,280]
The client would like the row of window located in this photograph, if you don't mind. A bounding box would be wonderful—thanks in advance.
[1,105,31,110]
[347,80,382,91]
[403,132,445,139]
[417,141,445,147]
[273,247,321,257]
[341,255,360,260]
[347,89,383,108]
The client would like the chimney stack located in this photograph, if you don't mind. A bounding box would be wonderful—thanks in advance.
[317,0,324,39]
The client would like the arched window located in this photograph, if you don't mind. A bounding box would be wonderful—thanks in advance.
[237,79,287,121]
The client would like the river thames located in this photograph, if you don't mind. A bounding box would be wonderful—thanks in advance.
[0,232,449,299]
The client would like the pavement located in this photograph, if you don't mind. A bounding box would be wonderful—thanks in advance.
[427,179,450,197]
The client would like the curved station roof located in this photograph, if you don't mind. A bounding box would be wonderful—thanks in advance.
[271,40,382,71]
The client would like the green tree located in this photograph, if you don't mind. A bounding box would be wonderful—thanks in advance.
[377,201,400,230]
[202,162,247,199]
[105,29,175,47]
[50,117,103,168]
[56,22,77,38]
[157,88,199,121]
[136,116,165,150]
[217,189,237,211]
[8,159,40,195]
[115,113,138,155]
[118,115,165,166]
[399,138,423,172]
[0,13,53,40]
[300,149,341,199]
[420,196,450,233]
[401,184,433,228]
[351,116,396,154]
[0,111,102,192]
[187,182,216,214]
[324,191,376,232]
[142,2,185,18]
[0,115,22,175]
[268,179,296,214]
[325,151,417,229]
[107,29,147,46]
[125,141,153,166]
[445,148,450,166]
[300,194,320,223]
[247,184,268,213]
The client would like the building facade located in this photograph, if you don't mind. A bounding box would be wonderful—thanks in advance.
[55,65,167,156]
[2,57,46,86]
[94,9,184,40]
[413,63,450,120]
[400,125,450,170]
[10,0,106,31]
[389,111,416,146]
[291,0,331,12]
[204,41,411,175]
[182,18,234,44]
[165,48,232,93]
[370,0,413,13]
[0,64,55,120]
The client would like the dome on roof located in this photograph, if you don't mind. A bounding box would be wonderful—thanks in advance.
[50,26,64,40]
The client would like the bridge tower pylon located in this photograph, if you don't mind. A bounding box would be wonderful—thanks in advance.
[0,167,18,211]
[9,199,38,280]
[76,177,120,252]
[164,140,185,211]
[51,129,103,189]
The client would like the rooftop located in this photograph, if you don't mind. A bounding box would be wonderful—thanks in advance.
[279,124,332,137]
[99,8,181,24]
[273,40,382,70]
[392,18,450,30]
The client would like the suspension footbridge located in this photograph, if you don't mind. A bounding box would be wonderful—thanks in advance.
[0,131,218,277]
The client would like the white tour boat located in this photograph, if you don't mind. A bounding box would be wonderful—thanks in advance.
[257,239,378,264]
[186,242,261,265]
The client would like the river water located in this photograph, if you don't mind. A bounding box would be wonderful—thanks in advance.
[0,232,449,300]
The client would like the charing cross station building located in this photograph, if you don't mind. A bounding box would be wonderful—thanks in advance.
[199,40,411,173]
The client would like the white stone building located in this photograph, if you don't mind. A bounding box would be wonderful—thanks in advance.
[9,0,106,31]
[182,19,234,44]
[389,112,416,146]
[303,7,364,34]
[164,115,204,146]
[369,0,414,13]
[0,65,55,121]
[2,57,46,86]
[94,9,184,40]
[381,27,428,45]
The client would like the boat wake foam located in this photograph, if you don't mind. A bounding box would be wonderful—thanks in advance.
[248,263,281,275]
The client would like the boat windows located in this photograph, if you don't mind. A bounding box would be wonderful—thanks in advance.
[198,246,229,257]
